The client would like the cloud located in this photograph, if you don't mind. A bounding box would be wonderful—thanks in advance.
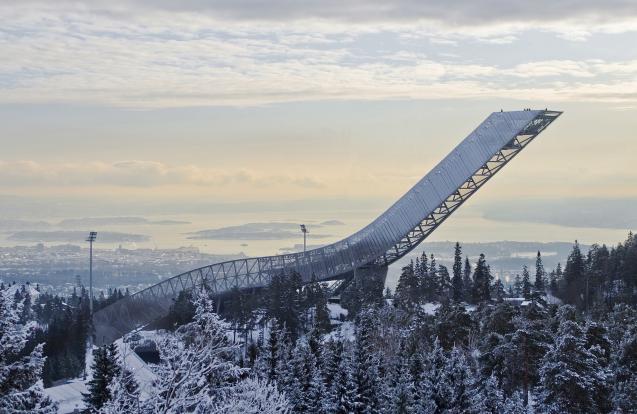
[508,60,596,78]
[1,3,637,108]
[17,1,637,26]
[0,160,325,189]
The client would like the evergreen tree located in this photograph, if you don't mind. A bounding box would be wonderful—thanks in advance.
[144,287,247,413]
[452,242,464,302]
[535,251,545,293]
[493,279,506,302]
[395,262,420,310]
[84,343,121,412]
[554,262,563,294]
[548,270,558,296]
[288,338,325,414]
[390,355,414,414]
[445,347,475,413]
[477,331,512,395]
[332,345,357,414]
[612,330,637,413]
[472,254,491,303]
[207,377,291,414]
[267,272,302,339]
[471,374,504,414]
[262,320,280,382]
[321,336,343,406]
[563,241,586,307]
[426,338,451,412]
[521,266,532,299]
[273,325,295,398]
[513,274,523,297]
[0,293,57,413]
[340,274,365,317]
[501,392,529,414]
[314,285,332,334]
[584,322,612,368]
[509,303,552,406]
[536,319,611,413]
[428,254,439,302]
[463,257,473,302]
[165,290,196,329]
[438,265,452,302]
[307,325,323,370]
[436,303,475,350]
[98,368,140,414]
[352,309,381,414]
[416,251,429,298]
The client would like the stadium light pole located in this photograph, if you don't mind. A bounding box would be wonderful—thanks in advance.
[300,224,308,253]
[86,231,97,316]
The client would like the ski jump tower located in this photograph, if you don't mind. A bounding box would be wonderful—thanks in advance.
[94,109,562,344]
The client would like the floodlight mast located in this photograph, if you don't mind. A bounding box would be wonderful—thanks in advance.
[86,231,97,316]
[300,224,308,253]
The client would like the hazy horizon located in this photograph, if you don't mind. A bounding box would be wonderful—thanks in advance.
[2,1,636,248]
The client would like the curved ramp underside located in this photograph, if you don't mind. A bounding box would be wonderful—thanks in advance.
[94,109,561,344]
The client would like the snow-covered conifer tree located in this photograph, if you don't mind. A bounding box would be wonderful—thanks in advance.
[207,377,290,414]
[143,287,247,413]
[84,343,121,412]
[331,344,356,414]
[98,368,140,414]
[287,337,325,413]
[257,319,280,382]
[463,257,473,302]
[0,292,57,413]
[352,308,381,414]
[395,262,420,310]
[274,325,294,395]
[425,338,450,412]
[535,251,545,293]
[438,265,452,302]
[521,266,532,299]
[321,336,343,396]
[501,392,529,414]
[444,347,475,413]
[390,355,414,414]
[612,330,637,413]
[470,374,504,414]
[536,319,611,413]
[452,242,464,303]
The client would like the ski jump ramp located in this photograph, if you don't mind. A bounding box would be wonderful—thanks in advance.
[94,109,562,344]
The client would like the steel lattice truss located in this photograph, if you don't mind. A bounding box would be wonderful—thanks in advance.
[93,109,561,344]
[377,111,560,265]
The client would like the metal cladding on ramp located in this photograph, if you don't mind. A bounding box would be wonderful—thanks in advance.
[93,109,562,344]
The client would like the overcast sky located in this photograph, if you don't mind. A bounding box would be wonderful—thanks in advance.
[1,1,636,243]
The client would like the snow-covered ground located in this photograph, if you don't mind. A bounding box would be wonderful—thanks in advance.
[327,302,348,320]
[422,302,441,315]
[115,332,159,400]
[45,331,160,413]
[45,344,95,413]
[45,378,87,413]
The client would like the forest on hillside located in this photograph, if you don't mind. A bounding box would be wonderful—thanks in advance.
[1,232,636,413]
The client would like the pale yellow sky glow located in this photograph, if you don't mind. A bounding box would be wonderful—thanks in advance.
[1,1,636,244]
